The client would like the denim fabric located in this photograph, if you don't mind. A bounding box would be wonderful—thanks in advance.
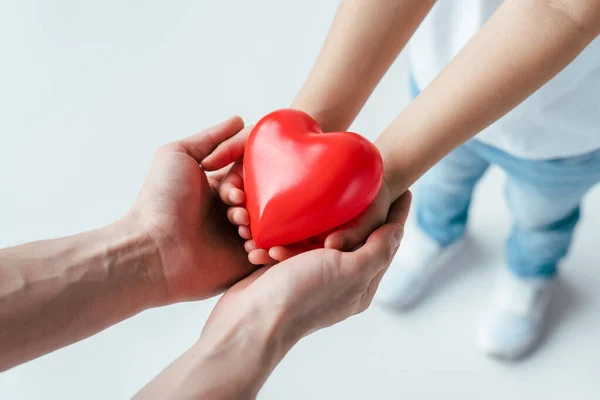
[410,76,600,277]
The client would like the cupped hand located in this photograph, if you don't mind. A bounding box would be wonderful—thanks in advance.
[126,117,257,304]
[197,123,283,265]
[216,158,397,265]
[200,191,412,350]
[201,120,402,266]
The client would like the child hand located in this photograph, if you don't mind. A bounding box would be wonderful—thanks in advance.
[323,179,402,252]
[216,161,278,265]
[202,123,405,264]
[200,124,294,265]
[216,161,323,265]
[220,172,403,265]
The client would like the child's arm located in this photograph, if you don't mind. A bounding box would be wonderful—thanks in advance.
[327,0,600,251]
[205,0,435,264]
[202,0,433,172]
[290,0,436,132]
[216,0,600,260]
[378,0,600,199]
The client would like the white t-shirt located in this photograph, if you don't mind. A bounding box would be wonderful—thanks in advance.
[408,0,600,160]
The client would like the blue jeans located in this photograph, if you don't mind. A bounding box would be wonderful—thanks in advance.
[410,78,600,277]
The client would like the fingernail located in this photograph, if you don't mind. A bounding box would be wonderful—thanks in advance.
[393,227,403,243]
[328,236,345,250]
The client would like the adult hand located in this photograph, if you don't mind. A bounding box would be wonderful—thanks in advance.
[198,123,284,265]
[136,191,411,399]
[0,116,259,371]
[209,122,398,265]
[209,190,411,339]
[128,116,256,303]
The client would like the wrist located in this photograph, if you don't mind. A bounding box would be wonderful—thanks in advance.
[376,147,405,202]
[200,299,294,368]
[190,298,297,398]
[100,217,168,309]
[290,99,353,133]
[375,127,419,200]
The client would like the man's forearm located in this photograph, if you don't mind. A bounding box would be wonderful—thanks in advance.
[135,298,292,400]
[377,0,600,198]
[291,0,434,132]
[0,219,165,371]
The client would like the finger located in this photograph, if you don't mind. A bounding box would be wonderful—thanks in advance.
[268,238,323,261]
[386,191,412,226]
[244,239,258,252]
[219,162,245,205]
[350,220,404,275]
[248,249,277,265]
[176,116,244,163]
[207,175,220,189]
[227,207,249,226]
[208,164,231,183]
[324,201,385,251]
[206,165,231,189]
[268,246,306,262]
[239,226,253,240]
[201,125,252,171]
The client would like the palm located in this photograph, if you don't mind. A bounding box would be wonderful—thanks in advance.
[204,248,373,343]
[134,149,255,302]
[206,191,411,339]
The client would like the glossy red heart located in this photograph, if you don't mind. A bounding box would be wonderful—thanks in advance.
[243,109,383,248]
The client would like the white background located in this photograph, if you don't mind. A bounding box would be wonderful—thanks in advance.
[1,1,599,399]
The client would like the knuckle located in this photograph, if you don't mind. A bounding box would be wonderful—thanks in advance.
[385,245,397,265]
[154,144,172,157]
[357,294,371,314]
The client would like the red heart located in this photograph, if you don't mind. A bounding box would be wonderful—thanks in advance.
[244,109,383,248]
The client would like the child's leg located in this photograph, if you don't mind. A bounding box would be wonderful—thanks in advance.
[375,76,489,308]
[409,73,490,244]
[477,148,600,358]
[416,142,490,245]
[500,148,600,276]
[504,180,586,278]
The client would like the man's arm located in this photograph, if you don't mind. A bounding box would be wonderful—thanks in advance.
[290,0,435,132]
[0,116,255,371]
[0,221,164,371]
[378,0,600,198]
[135,193,411,399]
[134,300,287,400]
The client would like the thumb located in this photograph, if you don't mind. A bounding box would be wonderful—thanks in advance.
[325,190,411,251]
[201,125,253,171]
[347,219,404,276]
[350,191,412,274]
[386,190,412,226]
[174,116,244,162]
[324,202,387,251]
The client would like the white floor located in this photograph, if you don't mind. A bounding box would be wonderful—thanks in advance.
[1,1,599,399]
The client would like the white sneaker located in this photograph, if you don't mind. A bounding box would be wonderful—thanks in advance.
[375,226,466,308]
[478,270,556,359]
